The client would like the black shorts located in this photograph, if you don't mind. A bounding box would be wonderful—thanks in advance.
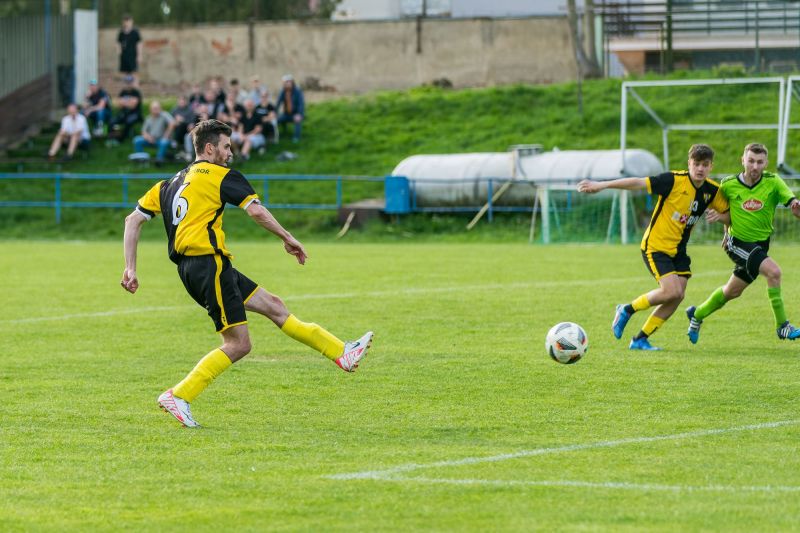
[641,250,692,280]
[724,234,770,284]
[120,58,138,73]
[177,254,259,332]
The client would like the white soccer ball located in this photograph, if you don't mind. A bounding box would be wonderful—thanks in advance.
[545,322,588,364]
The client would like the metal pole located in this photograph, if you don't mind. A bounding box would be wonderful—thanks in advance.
[487,179,493,223]
[666,0,673,72]
[539,187,550,244]
[620,84,628,175]
[336,177,342,209]
[662,127,670,170]
[620,190,629,245]
[777,77,785,166]
[45,0,53,108]
[755,1,761,73]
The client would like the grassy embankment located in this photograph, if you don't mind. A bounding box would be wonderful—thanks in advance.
[1,71,796,240]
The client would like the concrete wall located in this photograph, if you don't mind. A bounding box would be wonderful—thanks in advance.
[98,17,577,95]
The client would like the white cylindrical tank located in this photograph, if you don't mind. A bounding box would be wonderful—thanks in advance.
[391,149,664,206]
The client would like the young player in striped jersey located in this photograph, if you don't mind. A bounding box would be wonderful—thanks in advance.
[578,144,729,350]
[686,143,800,343]
[121,119,373,428]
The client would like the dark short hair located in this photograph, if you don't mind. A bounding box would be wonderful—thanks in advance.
[230,78,239,85]
[688,144,714,162]
[122,14,132,21]
[192,119,232,155]
[744,143,768,157]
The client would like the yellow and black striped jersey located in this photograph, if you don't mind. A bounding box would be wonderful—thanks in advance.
[641,170,728,256]
[136,160,259,263]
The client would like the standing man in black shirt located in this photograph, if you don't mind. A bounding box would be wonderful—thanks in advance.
[117,15,142,83]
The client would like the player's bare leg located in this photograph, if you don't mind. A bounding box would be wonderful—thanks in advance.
[629,275,687,351]
[158,325,249,428]
[245,287,373,371]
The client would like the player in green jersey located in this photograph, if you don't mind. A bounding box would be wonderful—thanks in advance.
[686,143,800,343]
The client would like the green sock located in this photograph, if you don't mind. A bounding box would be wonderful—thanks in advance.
[694,287,727,321]
[768,286,787,328]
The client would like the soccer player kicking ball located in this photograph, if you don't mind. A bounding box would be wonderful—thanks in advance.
[121,119,373,428]
[686,143,800,344]
[578,144,729,350]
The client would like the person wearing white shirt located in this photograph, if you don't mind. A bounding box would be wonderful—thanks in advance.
[48,103,90,161]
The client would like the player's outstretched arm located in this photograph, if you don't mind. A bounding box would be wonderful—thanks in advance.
[705,209,731,224]
[577,177,647,194]
[246,201,307,265]
[121,210,148,294]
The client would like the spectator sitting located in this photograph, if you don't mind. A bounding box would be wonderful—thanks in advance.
[209,78,226,104]
[133,101,175,165]
[83,79,111,136]
[248,76,266,103]
[182,103,210,162]
[229,78,249,106]
[170,94,195,149]
[48,103,90,161]
[232,98,266,161]
[188,83,206,109]
[109,74,143,142]
[220,93,244,130]
[276,74,304,143]
[205,89,226,120]
[255,91,278,143]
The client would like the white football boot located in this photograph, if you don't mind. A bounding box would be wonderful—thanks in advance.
[157,389,200,428]
[335,331,374,372]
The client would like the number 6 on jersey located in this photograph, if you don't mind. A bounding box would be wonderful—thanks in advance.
[172,183,190,225]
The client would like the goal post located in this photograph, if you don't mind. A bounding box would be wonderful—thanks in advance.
[621,77,787,172]
[618,77,788,244]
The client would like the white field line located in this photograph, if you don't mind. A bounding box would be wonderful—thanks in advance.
[1,270,731,325]
[379,476,800,493]
[326,419,800,481]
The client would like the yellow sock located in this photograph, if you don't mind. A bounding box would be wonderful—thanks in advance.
[172,348,232,402]
[631,294,651,312]
[281,314,345,360]
[641,314,666,337]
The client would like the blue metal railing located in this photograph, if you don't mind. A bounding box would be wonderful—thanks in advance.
[407,177,544,222]
[0,173,384,223]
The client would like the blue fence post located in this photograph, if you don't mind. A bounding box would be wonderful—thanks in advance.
[55,174,62,223]
[263,178,269,206]
[336,177,343,209]
[122,175,129,205]
[487,179,494,223]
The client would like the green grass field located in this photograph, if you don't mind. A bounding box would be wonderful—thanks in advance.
[3,240,800,531]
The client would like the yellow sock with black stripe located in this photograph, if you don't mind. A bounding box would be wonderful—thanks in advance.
[631,294,651,312]
[281,314,345,360]
[633,314,665,341]
[172,348,232,402]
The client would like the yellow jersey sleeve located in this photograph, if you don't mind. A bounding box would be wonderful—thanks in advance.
[220,170,258,209]
[136,180,164,219]
[710,190,729,213]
